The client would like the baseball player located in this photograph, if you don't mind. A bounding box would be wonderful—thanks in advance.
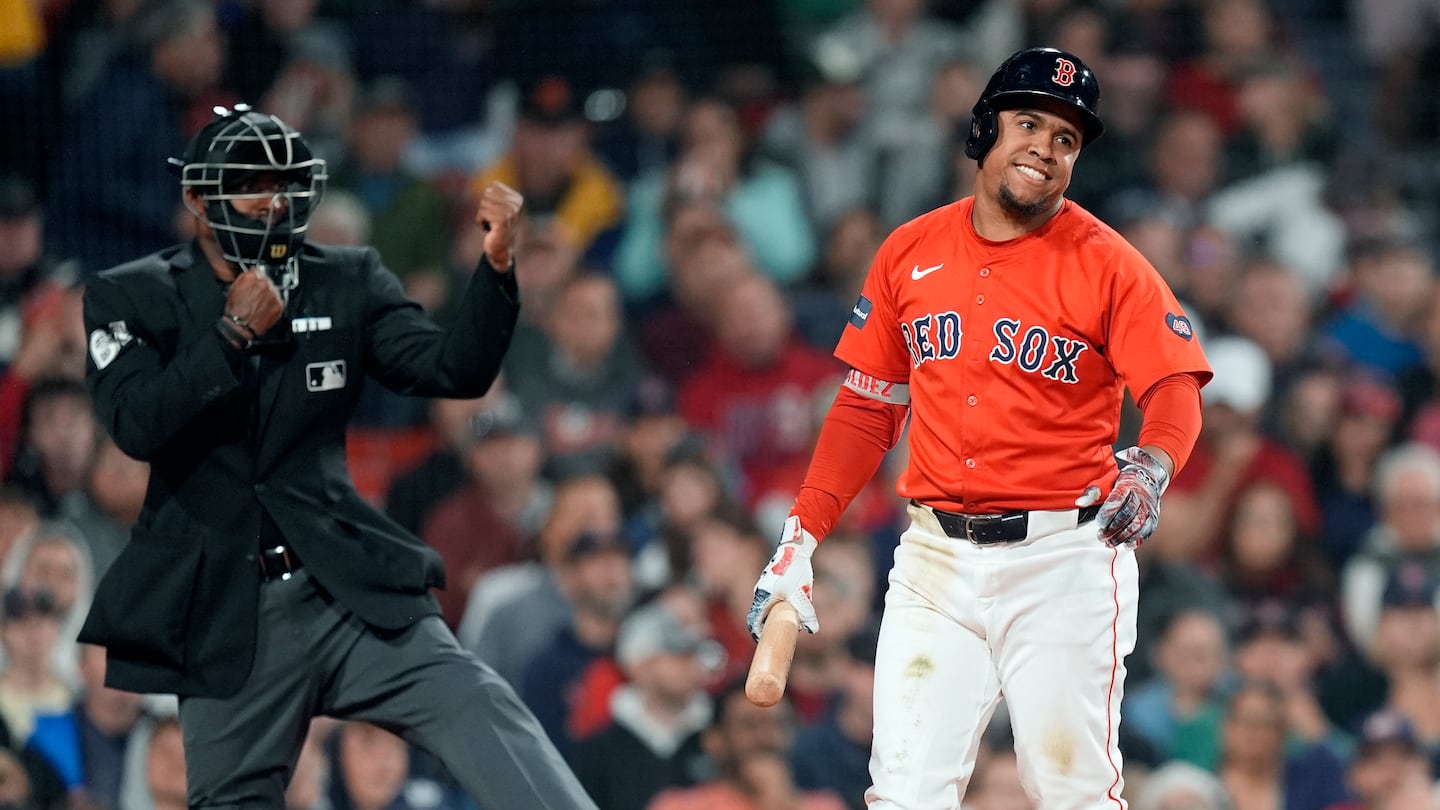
[747,48,1212,809]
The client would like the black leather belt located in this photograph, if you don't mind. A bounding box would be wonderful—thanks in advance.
[258,544,303,581]
[928,504,1101,544]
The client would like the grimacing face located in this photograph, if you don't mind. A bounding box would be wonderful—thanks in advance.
[977,102,1083,220]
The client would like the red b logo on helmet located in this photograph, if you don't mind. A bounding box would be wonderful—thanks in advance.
[1052,58,1076,87]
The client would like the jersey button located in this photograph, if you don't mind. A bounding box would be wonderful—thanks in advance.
[980,267,991,277]
[967,395,978,406]
[975,294,985,305]
[965,458,976,469]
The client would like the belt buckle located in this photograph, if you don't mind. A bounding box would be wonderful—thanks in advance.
[963,518,978,544]
[261,545,297,582]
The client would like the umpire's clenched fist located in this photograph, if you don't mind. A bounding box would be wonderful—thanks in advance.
[224,267,285,337]
[475,181,525,271]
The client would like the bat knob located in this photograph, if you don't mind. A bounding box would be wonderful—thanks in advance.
[746,673,785,708]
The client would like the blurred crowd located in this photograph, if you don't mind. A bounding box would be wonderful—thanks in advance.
[2,0,1440,807]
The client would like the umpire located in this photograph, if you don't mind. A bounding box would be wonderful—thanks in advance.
[77,105,599,809]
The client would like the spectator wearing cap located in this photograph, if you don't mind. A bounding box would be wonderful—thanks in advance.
[330,78,452,309]
[520,528,634,755]
[505,272,649,480]
[1312,374,1404,568]
[1232,601,1350,756]
[1159,336,1322,566]
[1365,562,1440,766]
[419,392,548,628]
[1324,710,1434,810]
[468,74,625,262]
[792,622,879,810]
[1340,444,1440,656]
[570,600,714,810]
[0,587,70,745]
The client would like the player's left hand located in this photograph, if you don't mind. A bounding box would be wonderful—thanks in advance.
[1077,446,1169,548]
[474,181,524,271]
[747,516,820,642]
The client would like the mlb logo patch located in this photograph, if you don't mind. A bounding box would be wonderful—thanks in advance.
[1166,313,1194,341]
[849,295,873,329]
[305,360,346,392]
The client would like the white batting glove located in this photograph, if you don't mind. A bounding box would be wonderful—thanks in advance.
[1077,447,1169,548]
[747,516,820,642]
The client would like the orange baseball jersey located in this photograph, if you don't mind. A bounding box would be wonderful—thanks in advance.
[836,196,1212,514]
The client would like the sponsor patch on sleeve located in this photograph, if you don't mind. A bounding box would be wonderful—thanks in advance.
[844,368,910,405]
[1165,313,1194,341]
[88,321,136,370]
[848,295,872,329]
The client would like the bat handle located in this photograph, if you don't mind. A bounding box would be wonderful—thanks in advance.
[746,600,801,708]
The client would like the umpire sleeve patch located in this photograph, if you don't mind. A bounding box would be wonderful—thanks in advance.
[88,321,136,370]
[849,295,873,329]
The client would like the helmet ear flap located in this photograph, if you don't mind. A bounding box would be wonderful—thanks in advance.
[964,103,998,161]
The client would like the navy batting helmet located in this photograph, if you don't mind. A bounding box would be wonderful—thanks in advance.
[964,47,1104,161]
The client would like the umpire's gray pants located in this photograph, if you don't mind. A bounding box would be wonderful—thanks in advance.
[178,568,598,809]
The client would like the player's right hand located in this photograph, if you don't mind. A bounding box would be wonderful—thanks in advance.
[747,516,820,642]
[224,267,284,337]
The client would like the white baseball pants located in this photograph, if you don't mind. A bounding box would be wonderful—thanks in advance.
[865,502,1138,810]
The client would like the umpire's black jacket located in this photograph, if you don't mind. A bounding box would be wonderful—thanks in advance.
[77,242,517,698]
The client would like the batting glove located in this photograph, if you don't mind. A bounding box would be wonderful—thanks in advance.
[1076,446,1169,548]
[747,516,820,642]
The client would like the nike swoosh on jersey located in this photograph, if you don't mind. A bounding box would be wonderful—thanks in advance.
[911,263,944,280]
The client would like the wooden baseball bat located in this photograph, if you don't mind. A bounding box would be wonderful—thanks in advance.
[746,601,800,707]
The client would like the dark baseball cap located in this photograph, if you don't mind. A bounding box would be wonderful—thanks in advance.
[1339,375,1401,422]
[520,74,586,126]
[0,177,37,219]
[1382,561,1440,609]
[1234,601,1303,645]
[469,395,538,440]
[1357,709,1420,757]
